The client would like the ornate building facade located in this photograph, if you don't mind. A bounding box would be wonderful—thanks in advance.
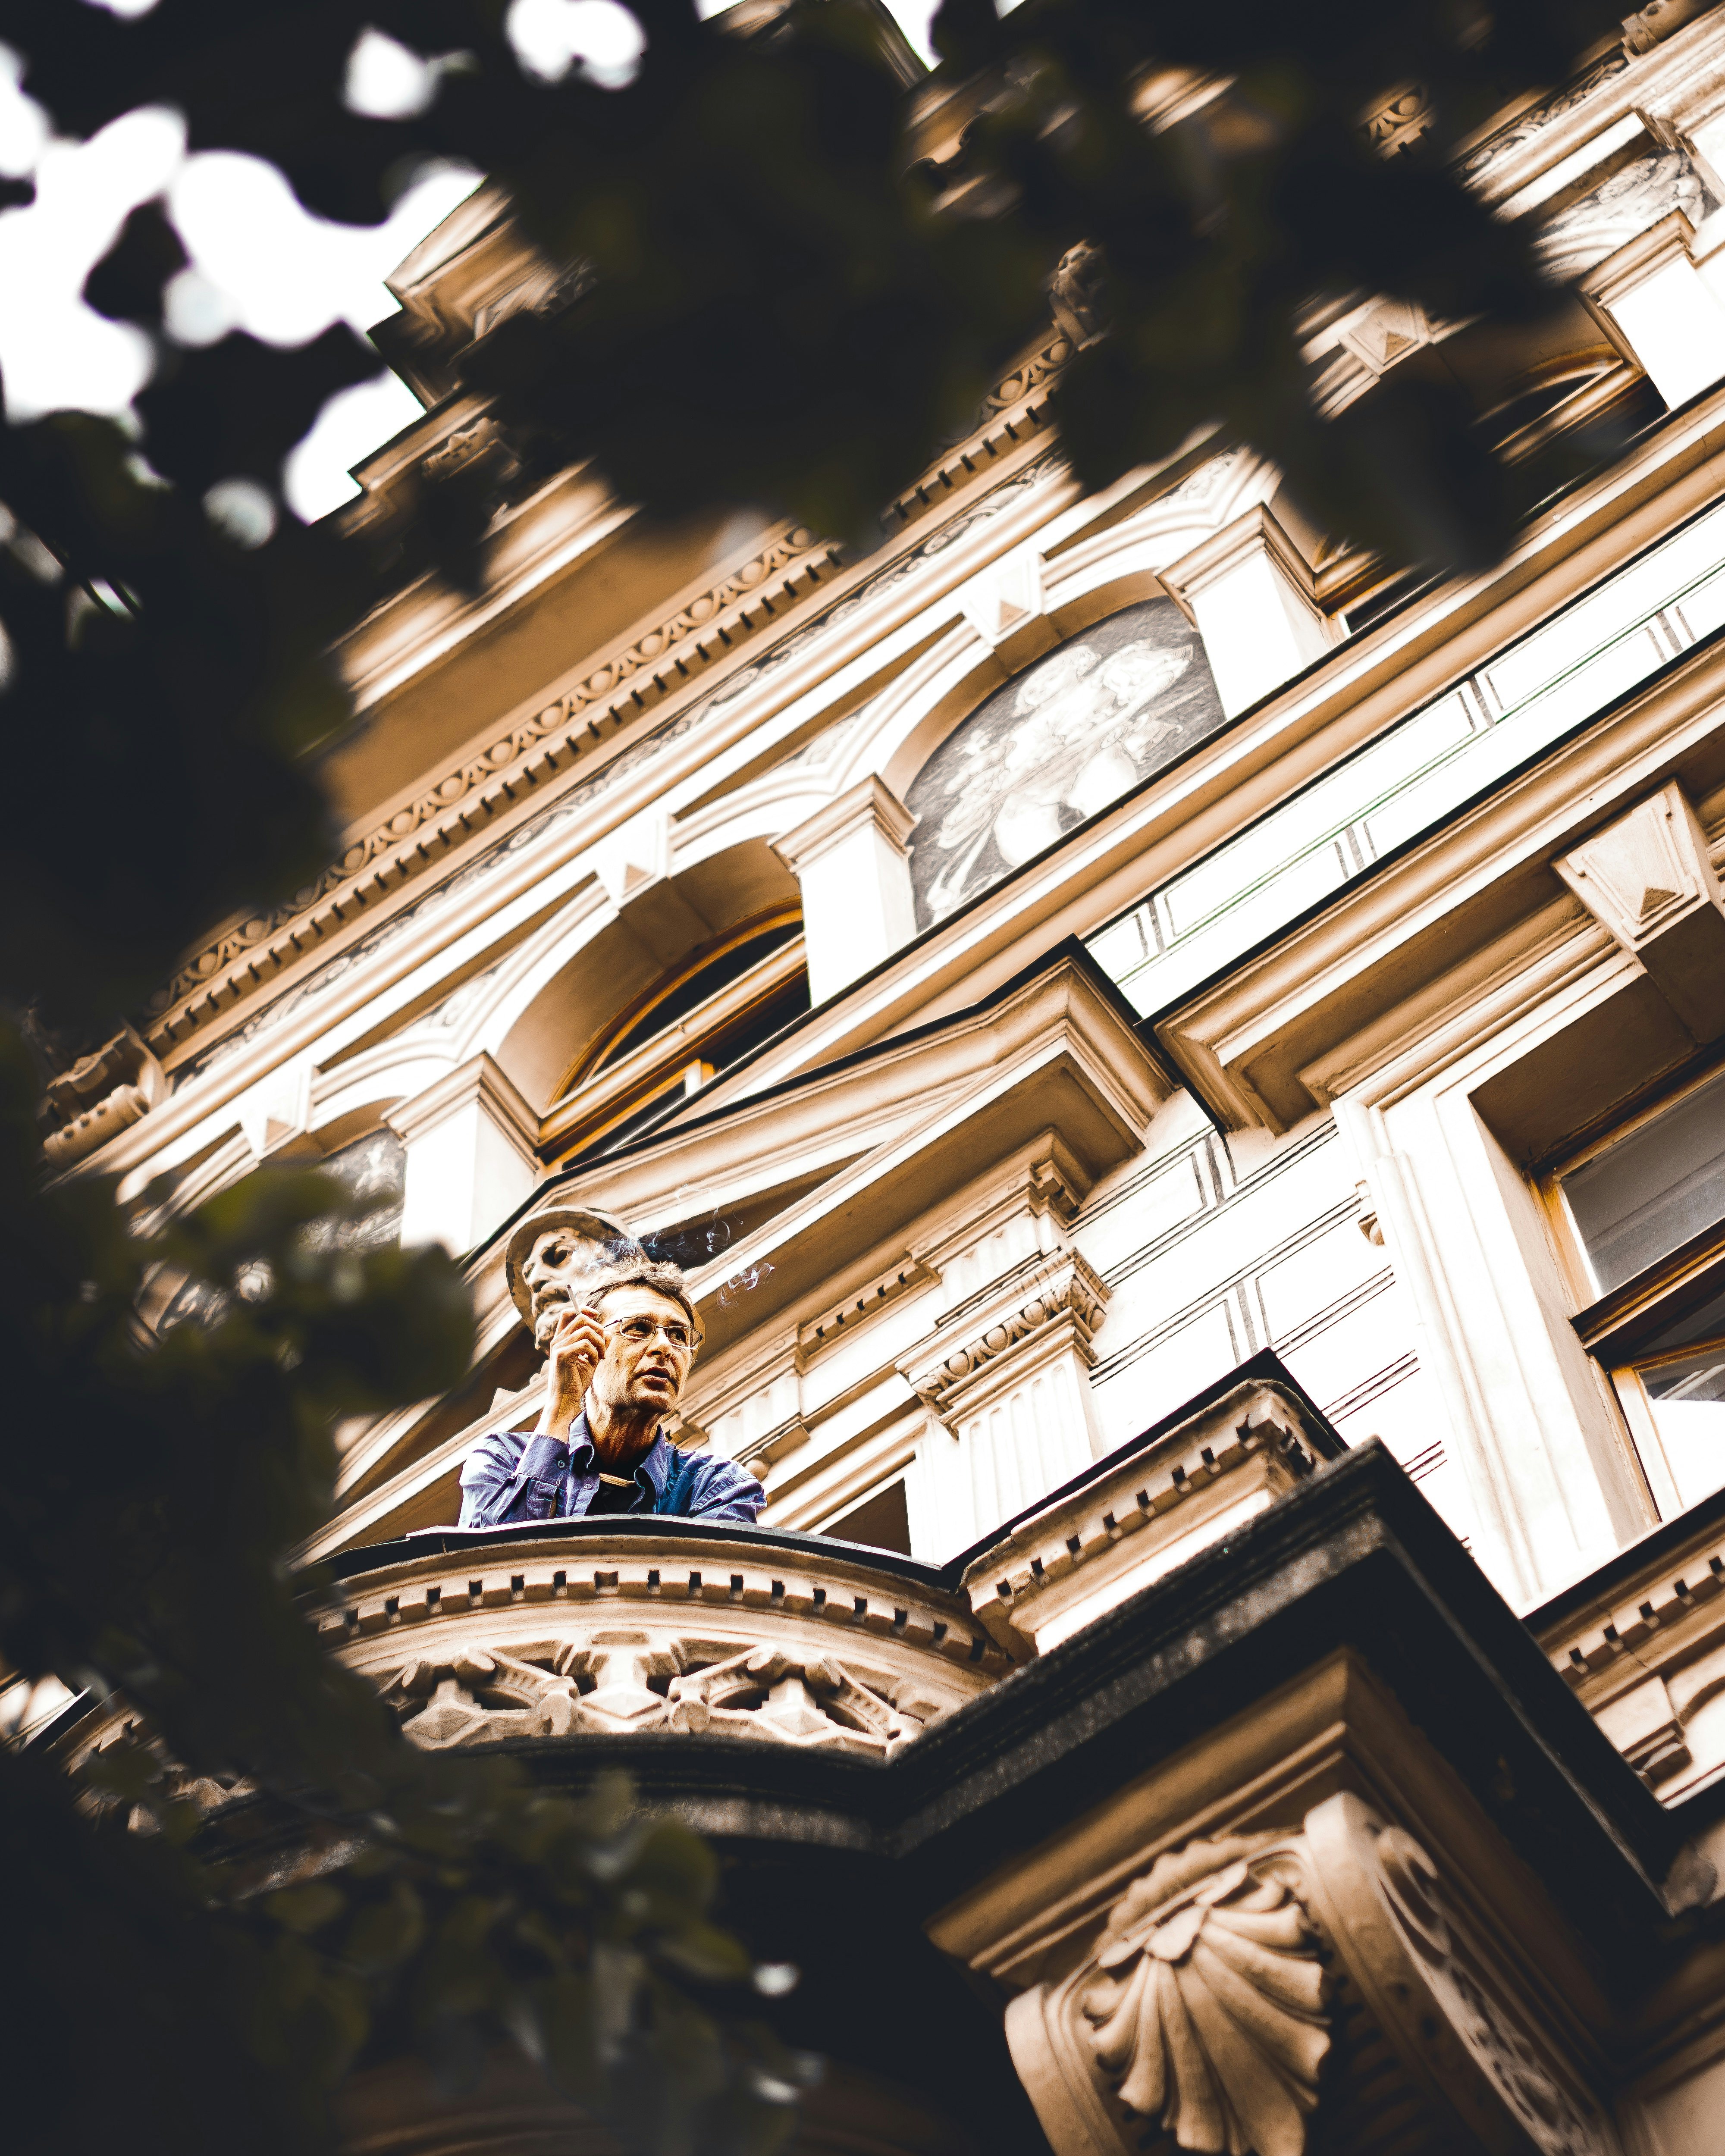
[30,7,1725,2152]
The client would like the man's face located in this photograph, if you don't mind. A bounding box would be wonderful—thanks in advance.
[523,1226,603,1351]
[588,1285,695,1417]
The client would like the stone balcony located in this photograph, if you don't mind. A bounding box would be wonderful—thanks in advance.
[317,1358,1339,1761]
[322,1520,1014,1758]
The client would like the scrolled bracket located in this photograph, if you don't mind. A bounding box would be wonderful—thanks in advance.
[1293,1792,1618,2156]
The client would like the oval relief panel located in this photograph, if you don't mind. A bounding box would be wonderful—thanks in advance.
[906,598,1226,930]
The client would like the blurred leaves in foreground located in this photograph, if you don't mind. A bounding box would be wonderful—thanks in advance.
[0,0,1637,2147]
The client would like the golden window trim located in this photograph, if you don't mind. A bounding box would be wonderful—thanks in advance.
[1570,1219,1725,1359]
[549,904,803,1104]
[1532,1052,1725,1529]
[538,932,807,1165]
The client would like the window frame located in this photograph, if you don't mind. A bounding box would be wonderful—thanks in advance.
[1539,1050,1725,1523]
[538,914,807,1166]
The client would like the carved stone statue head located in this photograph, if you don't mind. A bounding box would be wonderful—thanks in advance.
[504,1206,643,1351]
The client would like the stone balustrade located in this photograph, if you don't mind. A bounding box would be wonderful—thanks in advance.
[51,1359,1345,1777]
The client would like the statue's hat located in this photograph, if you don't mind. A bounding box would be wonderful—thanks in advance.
[504,1203,644,1325]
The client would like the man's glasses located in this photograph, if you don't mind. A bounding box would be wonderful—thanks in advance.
[600,1315,695,1354]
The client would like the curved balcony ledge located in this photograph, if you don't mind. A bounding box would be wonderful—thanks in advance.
[310,1358,1340,1764]
[318,1518,1016,1760]
[51,1359,1342,1777]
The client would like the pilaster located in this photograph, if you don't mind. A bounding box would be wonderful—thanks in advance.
[773,775,919,1003]
[387,1052,540,1256]
[900,1246,1111,1530]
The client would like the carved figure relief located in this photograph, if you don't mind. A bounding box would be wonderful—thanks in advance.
[1537,151,1708,282]
[906,599,1227,929]
[383,1631,941,1757]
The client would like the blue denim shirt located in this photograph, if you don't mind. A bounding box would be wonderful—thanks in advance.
[457,1416,764,1528]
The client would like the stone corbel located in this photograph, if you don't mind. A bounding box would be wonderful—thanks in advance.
[1555,779,1725,1042]
[42,1025,167,1170]
[1004,1794,1617,2156]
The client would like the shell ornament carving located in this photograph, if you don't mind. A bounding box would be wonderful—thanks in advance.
[1076,1844,1329,2156]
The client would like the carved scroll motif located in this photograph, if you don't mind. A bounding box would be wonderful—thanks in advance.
[1300,1799,1617,2156]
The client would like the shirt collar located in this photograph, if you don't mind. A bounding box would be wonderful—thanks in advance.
[568,1416,671,1493]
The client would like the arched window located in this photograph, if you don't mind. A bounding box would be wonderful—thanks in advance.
[542,908,808,1165]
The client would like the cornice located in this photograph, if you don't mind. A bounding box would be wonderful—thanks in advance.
[141,329,1083,1069]
[688,378,1725,1121]
[145,519,841,1053]
[1460,15,1719,205]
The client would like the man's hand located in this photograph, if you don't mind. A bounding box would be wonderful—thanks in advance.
[536,1305,606,1440]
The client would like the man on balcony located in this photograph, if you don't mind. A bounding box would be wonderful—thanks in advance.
[458,1210,763,1526]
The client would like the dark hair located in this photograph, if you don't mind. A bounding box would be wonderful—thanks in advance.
[586,1260,702,1344]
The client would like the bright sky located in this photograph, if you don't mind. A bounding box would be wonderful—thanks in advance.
[0,0,946,523]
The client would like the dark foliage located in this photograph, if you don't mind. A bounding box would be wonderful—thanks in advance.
[0,0,1626,2147]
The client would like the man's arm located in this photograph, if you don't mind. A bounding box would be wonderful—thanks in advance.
[457,1429,569,1527]
[679,1455,766,1523]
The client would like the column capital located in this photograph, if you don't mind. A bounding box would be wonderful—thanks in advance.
[386,1051,539,1158]
[772,774,918,880]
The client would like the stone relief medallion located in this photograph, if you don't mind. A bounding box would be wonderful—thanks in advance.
[906,598,1226,930]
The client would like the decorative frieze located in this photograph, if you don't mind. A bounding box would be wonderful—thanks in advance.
[313,1526,1012,1762]
[146,523,838,1051]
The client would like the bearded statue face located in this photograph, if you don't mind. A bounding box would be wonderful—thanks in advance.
[521,1226,605,1351]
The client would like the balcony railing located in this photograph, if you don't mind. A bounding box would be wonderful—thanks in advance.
[49,1359,1343,1776]
[312,1359,1335,1760]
